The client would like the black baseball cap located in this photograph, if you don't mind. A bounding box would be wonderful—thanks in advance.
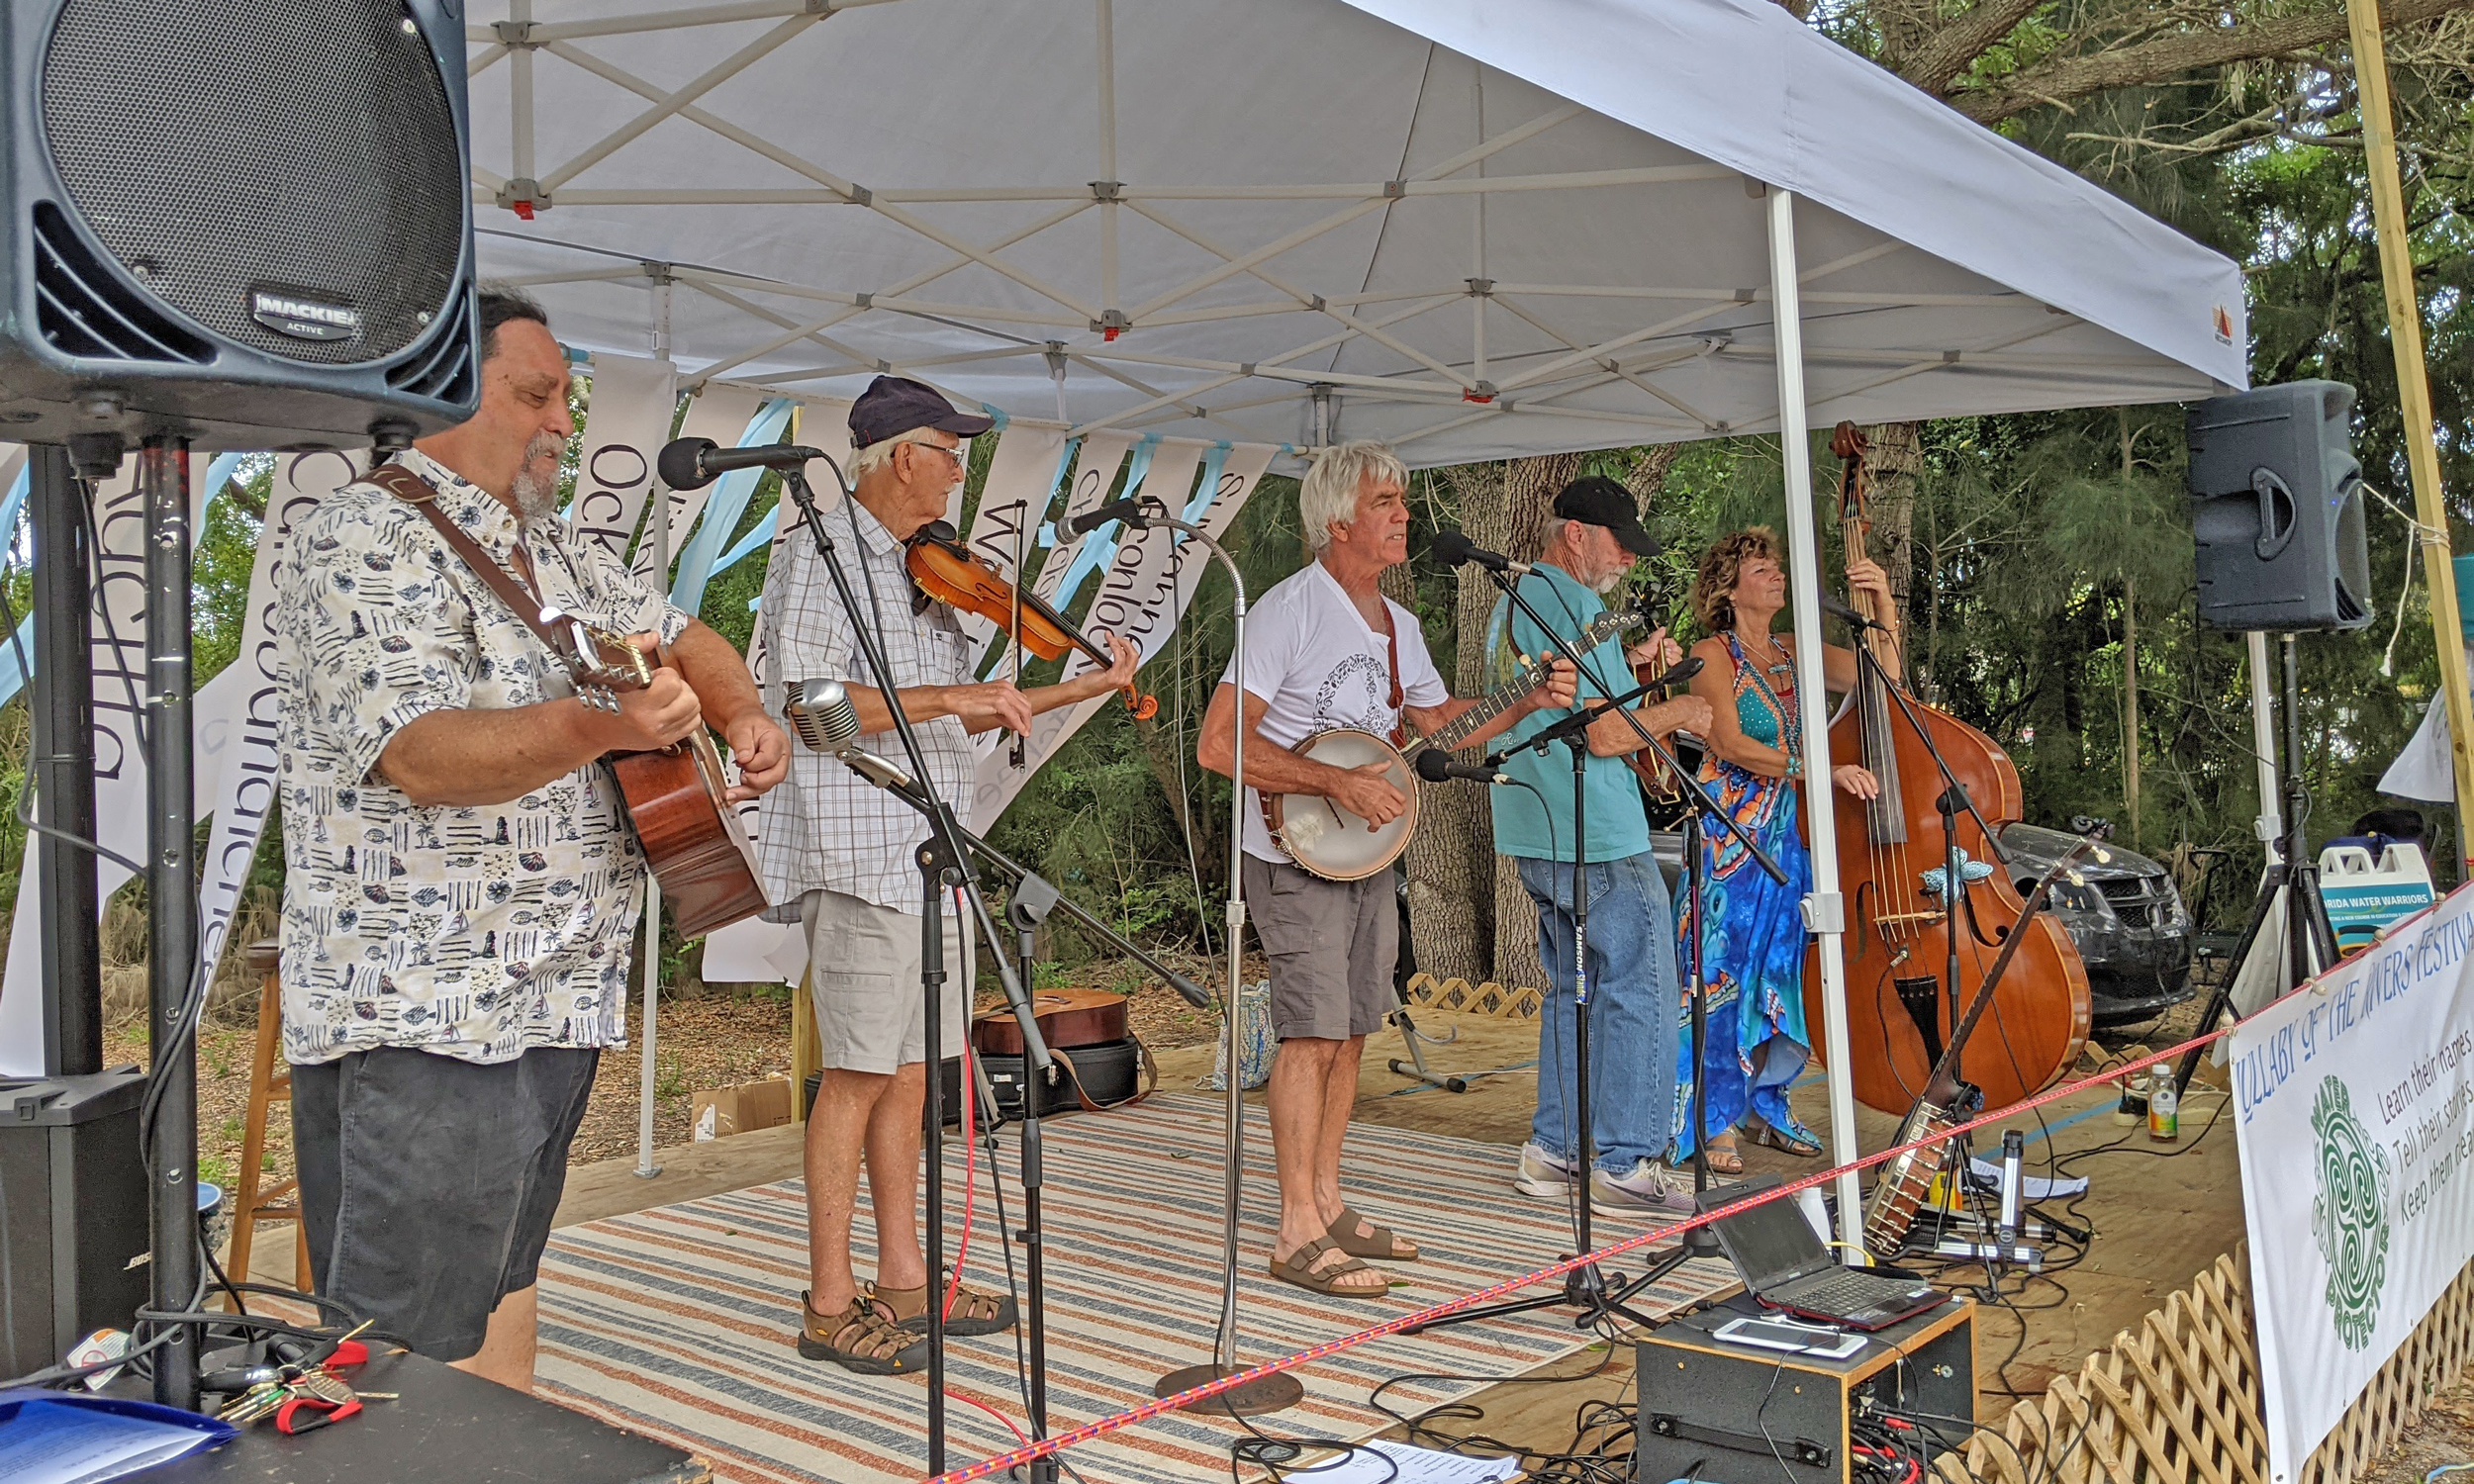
[847,375,995,449]
[1554,475,1658,558]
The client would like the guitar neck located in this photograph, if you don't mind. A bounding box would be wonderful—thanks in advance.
[1419,608,1632,755]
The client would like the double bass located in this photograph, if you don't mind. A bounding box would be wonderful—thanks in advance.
[1807,423,2090,1116]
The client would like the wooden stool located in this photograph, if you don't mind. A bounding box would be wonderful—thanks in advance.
[227,940,313,1295]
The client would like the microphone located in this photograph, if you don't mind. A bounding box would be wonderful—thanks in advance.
[657,436,825,492]
[1652,655,1704,689]
[1820,591,1884,630]
[1064,496,1147,537]
[1428,529,1531,577]
[782,678,916,791]
[1413,749,1507,786]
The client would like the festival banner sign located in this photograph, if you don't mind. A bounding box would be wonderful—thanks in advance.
[191,451,367,1005]
[629,381,762,586]
[567,353,678,562]
[0,457,220,1074]
[2231,881,2474,1482]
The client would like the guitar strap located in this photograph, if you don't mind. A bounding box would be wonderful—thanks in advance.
[363,462,573,657]
[1370,597,1408,748]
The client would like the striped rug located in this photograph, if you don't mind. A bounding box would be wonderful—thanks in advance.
[534,1093,1735,1484]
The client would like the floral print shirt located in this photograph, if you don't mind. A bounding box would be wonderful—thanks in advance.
[272,448,690,1065]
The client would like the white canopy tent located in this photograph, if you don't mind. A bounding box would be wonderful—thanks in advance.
[465,0,2249,1242]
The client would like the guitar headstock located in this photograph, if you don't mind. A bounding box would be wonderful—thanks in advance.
[543,607,655,710]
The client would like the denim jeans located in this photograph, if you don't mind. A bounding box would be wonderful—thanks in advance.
[1518,852,1681,1174]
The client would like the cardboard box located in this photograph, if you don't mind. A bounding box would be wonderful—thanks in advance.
[690,1076,794,1141]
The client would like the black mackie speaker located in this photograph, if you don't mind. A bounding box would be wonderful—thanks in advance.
[2186,381,2372,632]
[0,0,479,452]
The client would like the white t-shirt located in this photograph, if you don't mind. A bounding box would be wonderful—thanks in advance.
[1225,560,1449,863]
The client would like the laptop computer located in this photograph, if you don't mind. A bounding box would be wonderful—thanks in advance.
[1698,1177,1949,1332]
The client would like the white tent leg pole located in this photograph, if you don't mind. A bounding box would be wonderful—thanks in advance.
[636,881,663,1177]
[1766,187,1862,1249]
[2247,631,2281,844]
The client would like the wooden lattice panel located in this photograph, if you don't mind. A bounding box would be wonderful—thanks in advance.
[1403,973,1541,1020]
[1928,1250,2474,1484]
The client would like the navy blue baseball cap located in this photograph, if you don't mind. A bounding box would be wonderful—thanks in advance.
[1554,474,1658,557]
[847,375,994,449]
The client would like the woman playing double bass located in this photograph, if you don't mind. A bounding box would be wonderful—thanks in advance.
[1671,530,1897,1171]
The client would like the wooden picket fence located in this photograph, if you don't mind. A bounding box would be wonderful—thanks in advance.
[1930,1248,2474,1484]
[1402,971,1542,1020]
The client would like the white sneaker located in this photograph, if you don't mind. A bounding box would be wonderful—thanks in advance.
[1589,1159,1698,1218]
[1514,1143,1574,1199]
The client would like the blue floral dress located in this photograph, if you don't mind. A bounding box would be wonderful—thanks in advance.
[1671,633,1818,1158]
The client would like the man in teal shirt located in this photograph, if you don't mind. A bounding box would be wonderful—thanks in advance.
[1486,477,1712,1214]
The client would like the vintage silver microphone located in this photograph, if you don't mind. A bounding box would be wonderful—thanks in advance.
[782,678,916,792]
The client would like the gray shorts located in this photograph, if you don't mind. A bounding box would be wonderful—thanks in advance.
[1243,855,1397,1041]
[800,887,972,1073]
[291,1045,598,1361]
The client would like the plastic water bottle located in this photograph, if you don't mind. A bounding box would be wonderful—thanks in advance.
[2147,1067,2179,1142]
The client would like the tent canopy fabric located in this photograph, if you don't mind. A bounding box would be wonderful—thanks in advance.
[468,0,2248,468]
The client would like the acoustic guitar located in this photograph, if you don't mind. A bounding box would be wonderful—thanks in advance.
[363,462,767,940]
[1266,606,1642,881]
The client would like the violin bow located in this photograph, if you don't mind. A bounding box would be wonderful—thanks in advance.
[1007,441,1027,769]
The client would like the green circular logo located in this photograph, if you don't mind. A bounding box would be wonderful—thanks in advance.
[2310,1075,2392,1351]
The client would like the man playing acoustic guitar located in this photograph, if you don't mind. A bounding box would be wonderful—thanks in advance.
[274,288,789,1391]
[1197,441,1575,1298]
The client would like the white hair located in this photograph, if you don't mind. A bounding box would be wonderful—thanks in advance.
[848,424,957,482]
[1297,440,1407,551]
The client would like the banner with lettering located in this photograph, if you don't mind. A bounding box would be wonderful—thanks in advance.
[567,354,678,561]
[2231,882,2474,1482]
[191,451,368,1009]
[0,457,219,1074]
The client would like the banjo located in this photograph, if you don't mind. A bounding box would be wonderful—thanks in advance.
[1265,606,1643,881]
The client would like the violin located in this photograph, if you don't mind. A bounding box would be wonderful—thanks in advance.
[1807,422,2090,1116]
[902,519,1159,722]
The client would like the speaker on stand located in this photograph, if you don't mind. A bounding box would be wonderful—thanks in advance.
[2171,381,2366,1099]
[0,0,480,1408]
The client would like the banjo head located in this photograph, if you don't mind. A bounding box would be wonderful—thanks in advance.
[1275,728,1416,881]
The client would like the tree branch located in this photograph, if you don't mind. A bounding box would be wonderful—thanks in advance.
[1948,0,2474,124]
[1898,0,2052,98]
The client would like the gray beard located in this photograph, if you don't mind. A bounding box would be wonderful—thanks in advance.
[507,437,565,521]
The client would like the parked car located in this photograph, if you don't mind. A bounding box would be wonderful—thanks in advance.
[1996,821,2196,1027]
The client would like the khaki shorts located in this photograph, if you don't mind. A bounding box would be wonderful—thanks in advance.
[1242,855,1397,1042]
[799,888,973,1073]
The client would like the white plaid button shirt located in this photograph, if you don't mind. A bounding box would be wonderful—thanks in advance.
[752,495,979,918]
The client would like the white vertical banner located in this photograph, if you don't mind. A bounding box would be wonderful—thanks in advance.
[629,382,762,586]
[567,354,678,562]
[0,456,216,1074]
[952,421,1070,658]
[1030,429,1139,608]
[192,451,367,998]
[2232,883,2474,1483]
[696,403,855,987]
[966,439,1278,829]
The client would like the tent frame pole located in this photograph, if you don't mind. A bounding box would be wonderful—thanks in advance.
[1766,186,1865,1249]
[2345,0,2474,874]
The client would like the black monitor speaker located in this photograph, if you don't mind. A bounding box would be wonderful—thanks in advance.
[2186,381,2371,632]
[0,0,479,451]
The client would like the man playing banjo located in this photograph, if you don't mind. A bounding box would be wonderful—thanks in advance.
[1196,441,1573,1297]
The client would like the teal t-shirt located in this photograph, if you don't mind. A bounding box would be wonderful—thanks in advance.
[1484,564,1653,863]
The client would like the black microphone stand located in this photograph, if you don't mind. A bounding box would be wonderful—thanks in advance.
[776,461,1059,1478]
[1408,570,1782,1337]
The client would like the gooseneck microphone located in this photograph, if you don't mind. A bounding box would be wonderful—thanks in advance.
[782,678,916,792]
[657,436,827,493]
[1413,749,1508,786]
[1820,591,1885,630]
[1652,655,1705,689]
[1064,496,1148,536]
[1427,529,1532,577]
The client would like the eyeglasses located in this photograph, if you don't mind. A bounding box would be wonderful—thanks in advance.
[910,439,966,467]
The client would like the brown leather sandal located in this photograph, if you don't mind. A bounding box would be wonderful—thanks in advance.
[1268,1237,1388,1297]
[1326,1206,1420,1262]
[795,1289,929,1373]
[872,1280,1019,1338]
